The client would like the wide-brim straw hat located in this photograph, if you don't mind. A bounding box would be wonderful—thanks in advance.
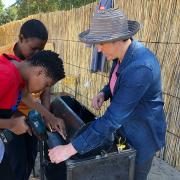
[79,9,141,44]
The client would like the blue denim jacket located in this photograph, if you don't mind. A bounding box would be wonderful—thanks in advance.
[72,40,166,164]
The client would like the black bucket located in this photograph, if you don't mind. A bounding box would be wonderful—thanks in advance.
[44,96,136,180]
[44,95,97,180]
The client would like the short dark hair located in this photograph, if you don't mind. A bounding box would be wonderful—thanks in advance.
[28,50,65,82]
[20,19,48,40]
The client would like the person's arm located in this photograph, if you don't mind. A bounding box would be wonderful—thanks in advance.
[40,88,67,138]
[48,65,153,163]
[72,66,153,153]
[0,116,28,135]
[40,87,51,110]
[0,72,28,135]
[22,89,67,139]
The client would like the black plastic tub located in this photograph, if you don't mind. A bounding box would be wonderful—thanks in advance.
[44,96,136,180]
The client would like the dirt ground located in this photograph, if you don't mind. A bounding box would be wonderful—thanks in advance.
[148,158,180,180]
[30,156,180,180]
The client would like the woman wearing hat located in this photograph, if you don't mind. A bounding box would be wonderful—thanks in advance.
[48,9,166,180]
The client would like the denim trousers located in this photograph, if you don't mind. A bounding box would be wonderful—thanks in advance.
[134,156,154,180]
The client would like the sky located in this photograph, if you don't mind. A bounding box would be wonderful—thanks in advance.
[2,0,16,8]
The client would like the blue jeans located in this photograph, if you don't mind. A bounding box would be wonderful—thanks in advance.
[134,156,154,180]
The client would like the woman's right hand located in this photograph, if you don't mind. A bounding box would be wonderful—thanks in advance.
[92,92,105,110]
[9,116,29,135]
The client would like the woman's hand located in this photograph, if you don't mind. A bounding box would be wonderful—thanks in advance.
[92,92,105,110]
[48,143,77,164]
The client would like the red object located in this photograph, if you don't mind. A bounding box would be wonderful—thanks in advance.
[99,6,105,10]
[0,54,25,109]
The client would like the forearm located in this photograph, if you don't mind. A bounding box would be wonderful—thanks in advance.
[40,87,51,110]
[0,119,11,129]
[22,94,54,120]
[66,143,77,156]
[71,117,115,154]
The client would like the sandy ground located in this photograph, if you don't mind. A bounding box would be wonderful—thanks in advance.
[148,158,180,180]
[30,155,180,180]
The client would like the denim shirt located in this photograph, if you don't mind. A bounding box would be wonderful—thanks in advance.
[72,40,166,164]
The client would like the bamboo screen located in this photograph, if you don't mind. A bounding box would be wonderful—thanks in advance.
[0,0,179,170]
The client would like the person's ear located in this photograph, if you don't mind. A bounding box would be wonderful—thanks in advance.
[36,67,45,76]
[19,34,25,43]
